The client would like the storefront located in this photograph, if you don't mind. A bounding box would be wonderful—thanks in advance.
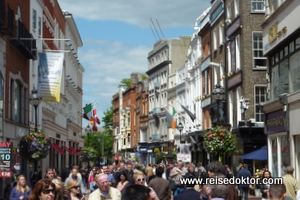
[265,108,289,177]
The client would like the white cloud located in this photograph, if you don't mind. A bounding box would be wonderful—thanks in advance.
[58,0,211,28]
[80,38,150,111]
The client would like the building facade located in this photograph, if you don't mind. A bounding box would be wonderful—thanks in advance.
[0,0,84,193]
[262,0,300,179]
[146,37,190,164]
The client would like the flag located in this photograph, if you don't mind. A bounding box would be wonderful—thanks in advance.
[166,110,173,128]
[172,118,176,129]
[181,104,196,122]
[83,104,101,124]
[83,104,93,120]
[172,107,177,116]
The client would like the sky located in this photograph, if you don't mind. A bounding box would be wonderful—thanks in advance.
[57,0,211,126]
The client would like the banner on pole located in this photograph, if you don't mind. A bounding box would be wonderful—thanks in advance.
[38,52,64,102]
[177,143,191,162]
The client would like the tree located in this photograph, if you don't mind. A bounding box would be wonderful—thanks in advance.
[118,78,131,90]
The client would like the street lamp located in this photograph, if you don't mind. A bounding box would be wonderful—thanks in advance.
[98,138,104,164]
[177,122,184,144]
[85,124,92,147]
[29,87,42,171]
[212,84,225,125]
[29,87,42,132]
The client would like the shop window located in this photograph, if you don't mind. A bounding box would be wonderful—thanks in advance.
[280,135,290,175]
[271,137,278,177]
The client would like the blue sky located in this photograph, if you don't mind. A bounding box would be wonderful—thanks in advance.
[58,0,211,126]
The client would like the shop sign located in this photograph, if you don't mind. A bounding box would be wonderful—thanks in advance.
[266,110,286,134]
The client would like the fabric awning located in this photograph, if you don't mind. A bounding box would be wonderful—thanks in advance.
[69,146,79,155]
[51,143,65,154]
[62,145,74,155]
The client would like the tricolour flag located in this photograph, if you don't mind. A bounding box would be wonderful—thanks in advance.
[83,104,93,120]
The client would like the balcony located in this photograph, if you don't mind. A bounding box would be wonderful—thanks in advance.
[0,1,14,35]
[10,20,37,59]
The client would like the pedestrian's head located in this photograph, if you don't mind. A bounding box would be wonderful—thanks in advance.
[96,173,110,192]
[209,183,229,199]
[71,168,78,176]
[121,184,151,200]
[29,179,56,200]
[262,170,272,179]
[45,168,55,180]
[17,174,27,187]
[207,161,226,177]
[286,166,294,174]
[134,171,145,185]
[102,165,109,174]
[126,163,133,172]
[269,184,286,200]
[66,180,80,195]
[188,165,195,173]
[119,162,125,170]
[155,166,164,177]
[177,161,184,169]
[52,178,64,200]
[118,171,128,182]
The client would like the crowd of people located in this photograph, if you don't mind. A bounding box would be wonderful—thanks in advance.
[4,160,300,200]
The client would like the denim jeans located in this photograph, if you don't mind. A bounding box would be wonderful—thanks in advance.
[174,187,185,197]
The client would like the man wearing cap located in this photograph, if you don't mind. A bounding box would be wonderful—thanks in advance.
[282,166,299,200]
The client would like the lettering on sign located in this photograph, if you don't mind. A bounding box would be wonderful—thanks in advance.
[268,22,287,44]
[266,116,284,127]
[0,171,12,178]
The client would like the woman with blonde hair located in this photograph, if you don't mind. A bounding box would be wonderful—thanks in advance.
[134,171,159,200]
[66,180,84,200]
[10,174,32,200]
[52,178,66,200]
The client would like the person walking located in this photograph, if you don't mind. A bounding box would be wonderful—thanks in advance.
[169,160,187,197]
[237,164,252,200]
[65,167,86,195]
[66,180,85,200]
[10,174,32,200]
[28,179,56,200]
[88,173,121,200]
[148,166,171,200]
[260,170,272,200]
[282,166,299,200]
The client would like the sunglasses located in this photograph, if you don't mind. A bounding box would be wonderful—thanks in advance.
[42,189,55,194]
[72,186,80,189]
[136,178,145,182]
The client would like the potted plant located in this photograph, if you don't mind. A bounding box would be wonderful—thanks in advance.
[18,130,51,162]
[203,126,237,162]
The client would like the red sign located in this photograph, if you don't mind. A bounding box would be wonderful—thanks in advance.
[0,171,12,178]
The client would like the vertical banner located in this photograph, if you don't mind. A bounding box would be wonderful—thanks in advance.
[177,143,191,162]
[38,52,64,102]
[0,142,12,178]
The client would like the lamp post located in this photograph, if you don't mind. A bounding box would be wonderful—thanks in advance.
[29,87,42,171]
[29,87,42,132]
[98,138,104,165]
[85,125,92,147]
[212,84,225,125]
[177,122,184,144]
